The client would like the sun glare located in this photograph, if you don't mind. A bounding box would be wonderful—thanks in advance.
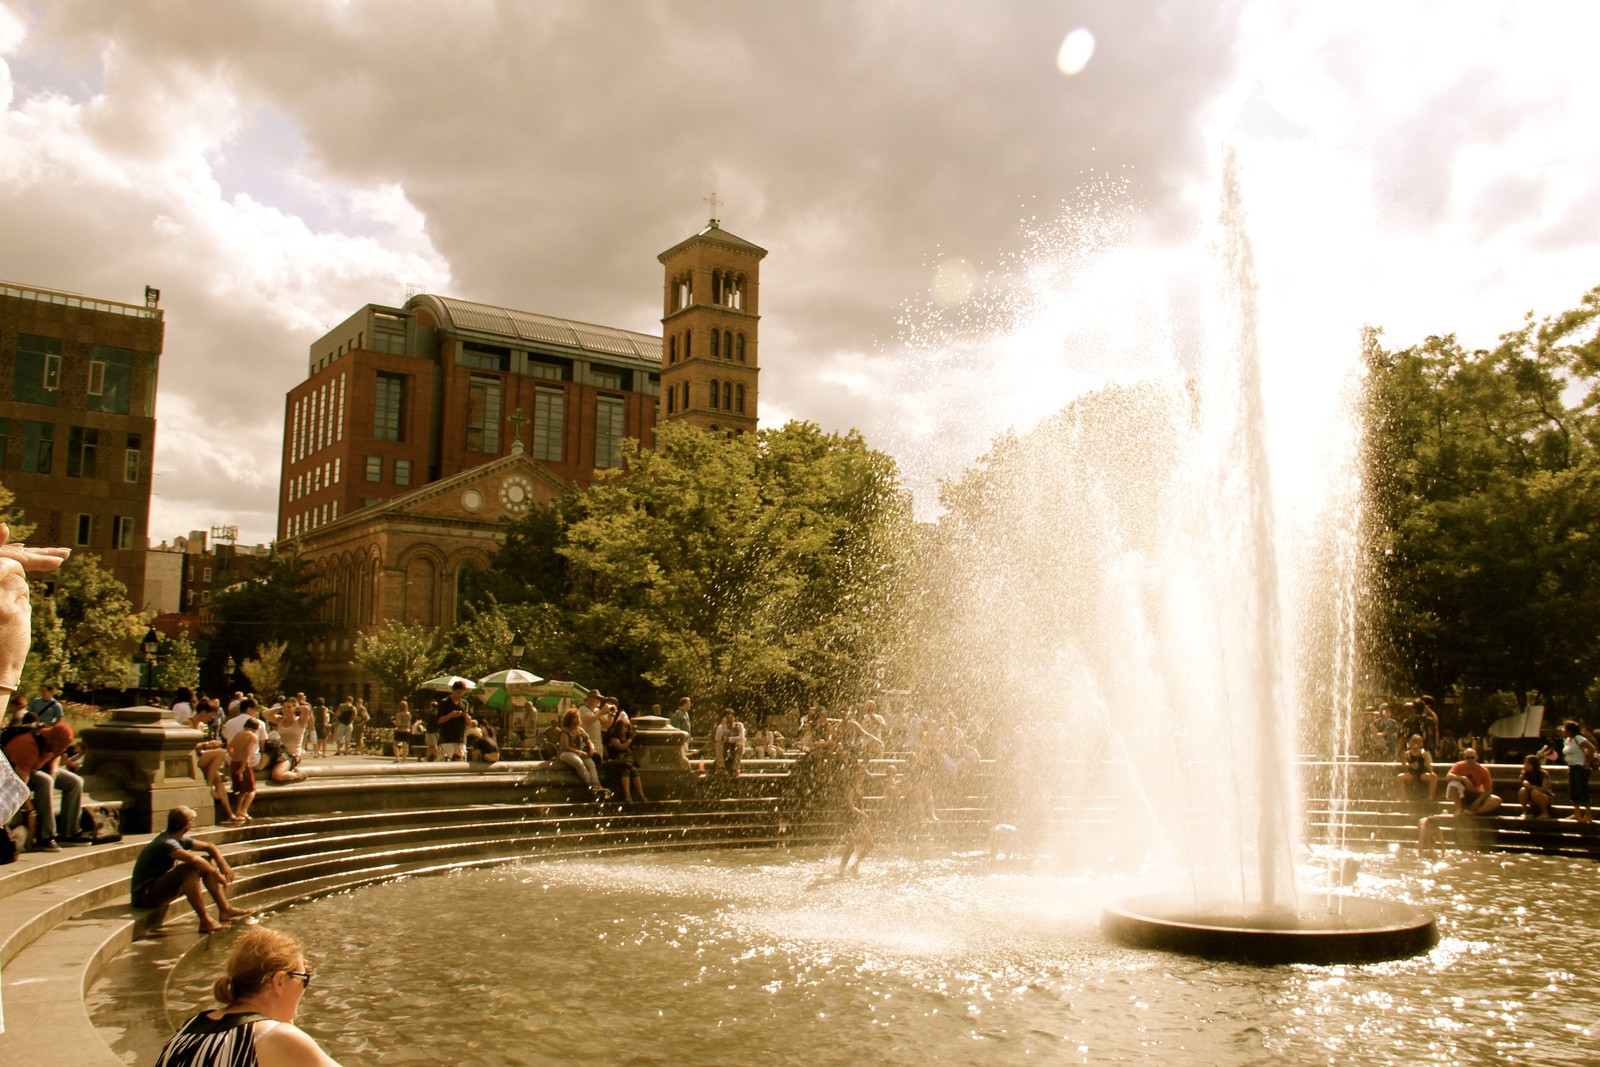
[1056,27,1096,76]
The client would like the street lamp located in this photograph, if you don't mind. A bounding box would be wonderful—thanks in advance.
[510,629,526,668]
[142,627,160,704]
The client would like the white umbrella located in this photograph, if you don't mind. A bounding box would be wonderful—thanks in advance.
[419,675,478,691]
[477,668,545,688]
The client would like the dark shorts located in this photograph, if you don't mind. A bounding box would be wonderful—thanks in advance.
[1569,765,1591,806]
[230,761,255,794]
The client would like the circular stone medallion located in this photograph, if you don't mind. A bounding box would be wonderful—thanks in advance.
[460,488,485,512]
[499,474,534,513]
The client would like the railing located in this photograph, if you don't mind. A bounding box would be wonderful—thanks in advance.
[0,282,162,320]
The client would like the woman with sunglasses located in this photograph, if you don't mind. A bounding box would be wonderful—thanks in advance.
[154,927,344,1066]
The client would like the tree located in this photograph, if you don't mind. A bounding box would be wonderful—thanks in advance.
[1365,285,1600,713]
[240,641,291,699]
[355,621,445,708]
[446,600,570,683]
[27,553,145,692]
[205,542,332,691]
[155,634,202,694]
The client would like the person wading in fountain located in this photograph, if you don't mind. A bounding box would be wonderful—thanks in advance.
[838,763,873,877]
[130,806,253,933]
[154,927,344,1066]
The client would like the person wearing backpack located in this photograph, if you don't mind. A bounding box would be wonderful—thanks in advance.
[2,722,81,851]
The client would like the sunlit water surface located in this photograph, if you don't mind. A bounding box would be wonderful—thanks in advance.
[167,848,1600,1066]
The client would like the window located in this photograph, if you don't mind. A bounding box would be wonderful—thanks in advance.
[13,335,61,406]
[312,467,321,492]
[66,427,98,478]
[683,330,691,360]
[322,503,329,524]
[374,372,404,441]
[373,313,408,355]
[723,331,732,360]
[710,329,720,360]
[666,386,675,415]
[87,346,135,414]
[736,334,746,362]
[527,359,569,381]
[331,500,338,519]
[202,589,211,604]
[681,381,690,410]
[460,342,510,371]
[337,373,346,442]
[333,457,341,483]
[736,384,745,413]
[74,514,90,546]
[363,499,378,508]
[125,434,141,482]
[203,567,212,582]
[532,386,564,462]
[140,352,159,418]
[644,374,659,396]
[668,336,677,364]
[709,379,720,409]
[395,459,412,486]
[365,455,381,482]
[723,381,733,410]
[595,396,625,470]
[114,516,135,550]
[466,374,502,453]
[589,368,623,390]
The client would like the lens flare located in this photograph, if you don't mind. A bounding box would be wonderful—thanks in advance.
[932,258,976,303]
[1056,28,1095,75]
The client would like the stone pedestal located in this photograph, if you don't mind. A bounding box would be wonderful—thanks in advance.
[82,706,213,833]
[631,716,697,798]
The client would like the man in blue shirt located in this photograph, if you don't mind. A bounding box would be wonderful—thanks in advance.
[23,684,63,725]
[129,806,252,932]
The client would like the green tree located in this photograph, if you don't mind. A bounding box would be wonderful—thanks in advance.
[155,634,201,694]
[446,600,571,683]
[240,640,291,699]
[1365,285,1600,712]
[356,620,445,708]
[205,542,332,691]
[26,553,145,692]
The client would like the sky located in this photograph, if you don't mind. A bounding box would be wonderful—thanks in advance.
[1,1,1598,546]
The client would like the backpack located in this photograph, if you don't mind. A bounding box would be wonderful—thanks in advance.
[79,805,122,844]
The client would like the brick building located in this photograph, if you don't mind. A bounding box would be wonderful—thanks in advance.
[281,219,767,697]
[0,281,162,606]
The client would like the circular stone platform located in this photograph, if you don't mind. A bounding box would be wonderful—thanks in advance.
[1101,893,1437,965]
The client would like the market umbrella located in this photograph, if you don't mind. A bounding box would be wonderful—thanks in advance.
[477,669,545,689]
[418,675,478,691]
[524,680,591,700]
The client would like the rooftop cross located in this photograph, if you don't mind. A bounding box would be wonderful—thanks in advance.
[703,191,723,228]
[507,407,530,453]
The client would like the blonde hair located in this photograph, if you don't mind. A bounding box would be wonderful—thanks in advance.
[213,928,303,1004]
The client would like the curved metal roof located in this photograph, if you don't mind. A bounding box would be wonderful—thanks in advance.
[411,294,663,363]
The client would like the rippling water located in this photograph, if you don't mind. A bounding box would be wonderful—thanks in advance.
[164,848,1600,1066]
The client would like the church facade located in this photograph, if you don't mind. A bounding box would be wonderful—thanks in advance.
[279,219,766,699]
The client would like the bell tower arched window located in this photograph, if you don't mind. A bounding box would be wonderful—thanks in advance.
[667,387,676,414]
[736,334,745,362]
[723,381,733,410]
[682,382,690,409]
[709,379,720,409]
[722,331,732,360]
[710,328,719,359]
[668,335,676,364]
[735,384,745,413]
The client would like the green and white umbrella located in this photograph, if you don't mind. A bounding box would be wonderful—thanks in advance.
[418,675,478,691]
[477,669,545,689]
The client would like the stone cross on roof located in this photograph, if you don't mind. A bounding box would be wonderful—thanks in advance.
[703,191,723,228]
[507,407,530,453]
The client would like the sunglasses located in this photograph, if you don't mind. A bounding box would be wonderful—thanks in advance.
[284,970,314,988]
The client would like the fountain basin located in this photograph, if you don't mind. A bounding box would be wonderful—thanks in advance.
[1102,892,1437,965]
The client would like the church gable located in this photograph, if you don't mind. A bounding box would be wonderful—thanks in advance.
[386,455,572,524]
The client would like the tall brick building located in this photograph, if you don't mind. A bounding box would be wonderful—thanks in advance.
[0,281,163,605]
[280,220,766,697]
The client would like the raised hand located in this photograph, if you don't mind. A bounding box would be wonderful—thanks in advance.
[0,523,70,691]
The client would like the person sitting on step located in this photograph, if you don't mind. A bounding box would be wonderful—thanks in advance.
[130,805,252,933]
[1395,734,1437,803]
[1518,754,1554,819]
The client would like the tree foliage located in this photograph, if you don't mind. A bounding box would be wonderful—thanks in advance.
[472,421,915,719]
[156,634,202,694]
[204,543,331,691]
[1365,285,1600,713]
[356,620,445,707]
[240,640,291,699]
[27,553,145,692]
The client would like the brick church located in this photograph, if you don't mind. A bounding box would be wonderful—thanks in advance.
[280,218,766,698]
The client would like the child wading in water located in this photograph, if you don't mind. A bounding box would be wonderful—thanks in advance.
[839,764,873,877]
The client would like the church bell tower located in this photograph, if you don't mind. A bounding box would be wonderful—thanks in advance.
[658,203,766,434]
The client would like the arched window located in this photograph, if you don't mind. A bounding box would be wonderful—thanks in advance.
[682,381,690,409]
[736,334,745,362]
[723,381,733,410]
[722,331,732,360]
[732,275,745,310]
[710,328,720,358]
[683,330,691,360]
[668,335,676,364]
[667,386,675,414]
[709,379,720,409]
[712,270,723,304]
[735,384,745,412]
[709,423,719,432]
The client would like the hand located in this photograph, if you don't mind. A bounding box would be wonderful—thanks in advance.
[0,524,69,691]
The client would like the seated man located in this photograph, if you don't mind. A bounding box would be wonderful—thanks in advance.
[2,722,80,851]
[130,805,252,932]
[1419,748,1501,849]
[714,711,746,776]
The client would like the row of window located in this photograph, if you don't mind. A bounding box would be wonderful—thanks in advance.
[291,373,346,463]
[0,419,142,480]
[662,381,746,416]
[288,499,340,538]
[61,512,139,550]
[288,458,342,503]
[13,334,151,415]
[465,380,567,462]
[665,328,747,365]
[668,269,747,312]
[364,456,413,485]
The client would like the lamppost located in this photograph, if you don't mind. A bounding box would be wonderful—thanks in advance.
[225,656,236,692]
[510,630,526,668]
[141,627,160,705]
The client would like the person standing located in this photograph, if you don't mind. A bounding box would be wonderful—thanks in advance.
[227,717,260,822]
[351,697,370,755]
[153,927,344,1066]
[333,697,355,755]
[670,697,693,735]
[391,701,412,763]
[23,683,64,725]
[311,699,331,759]
[1550,720,1597,824]
[435,682,469,761]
